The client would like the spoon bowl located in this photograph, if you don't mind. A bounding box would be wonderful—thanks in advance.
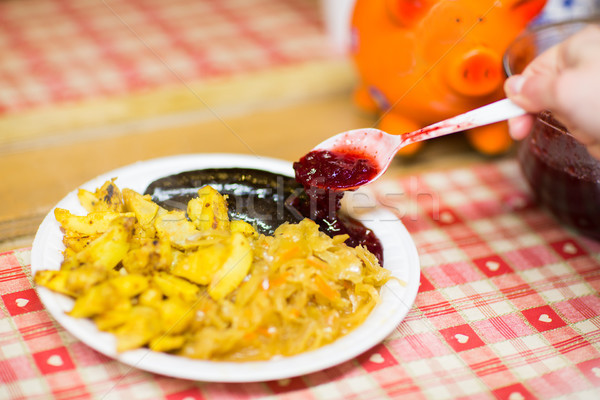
[310,127,402,188]
[299,99,527,190]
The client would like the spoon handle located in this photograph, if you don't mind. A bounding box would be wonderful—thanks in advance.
[400,99,527,146]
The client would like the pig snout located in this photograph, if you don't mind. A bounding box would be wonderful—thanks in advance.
[445,47,503,97]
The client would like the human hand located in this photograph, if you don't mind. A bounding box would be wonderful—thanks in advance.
[504,25,600,159]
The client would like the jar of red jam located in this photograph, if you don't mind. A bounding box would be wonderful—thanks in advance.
[504,18,600,240]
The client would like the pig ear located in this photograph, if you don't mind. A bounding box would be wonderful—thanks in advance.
[385,0,434,26]
[509,0,547,25]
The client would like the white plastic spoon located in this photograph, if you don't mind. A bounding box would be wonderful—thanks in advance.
[296,98,526,190]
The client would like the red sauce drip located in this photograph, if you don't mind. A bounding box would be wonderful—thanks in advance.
[293,149,383,263]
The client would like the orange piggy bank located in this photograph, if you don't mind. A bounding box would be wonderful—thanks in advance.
[350,0,547,155]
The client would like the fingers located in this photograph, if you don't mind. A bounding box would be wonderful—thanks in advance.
[504,75,526,102]
[504,75,540,140]
[504,27,600,146]
[504,42,562,112]
[507,114,535,140]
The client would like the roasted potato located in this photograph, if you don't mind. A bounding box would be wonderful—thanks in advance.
[77,179,124,213]
[154,210,202,250]
[171,241,227,285]
[68,274,148,318]
[152,271,199,303]
[208,232,253,301]
[112,306,161,352]
[121,238,173,275]
[187,185,230,232]
[54,208,133,236]
[123,189,159,225]
[230,219,258,238]
[74,216,135,270]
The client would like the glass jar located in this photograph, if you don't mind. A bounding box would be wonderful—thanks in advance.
[503,17,600,240]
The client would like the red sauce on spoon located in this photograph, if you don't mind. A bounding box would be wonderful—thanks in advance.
[293,149,379,190]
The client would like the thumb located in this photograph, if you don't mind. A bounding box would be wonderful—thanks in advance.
[505,44,562,112]
[504,74,555,113]
[516,73,559,112]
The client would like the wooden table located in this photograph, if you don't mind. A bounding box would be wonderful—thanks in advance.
[0,59,491,252]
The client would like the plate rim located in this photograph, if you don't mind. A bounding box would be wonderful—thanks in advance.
[30,153,420,382]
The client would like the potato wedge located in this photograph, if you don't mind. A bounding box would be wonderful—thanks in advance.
[171,242,227,285]
[230,220,258,238]
[77,179,124,213]
[149,335,186,353]
[75,216,135,270]
[109,274,149,297]
[113,306,161,352]
[68,282,118,318]
[122,238,173,274]
[34,270,77,297]
[188,185,230,231]
[63,234,98,253]
[138,286,163,306]
[154,298,194,335]
[154,211,201,250]
[68,274,148,318]
[123,188,159,226]
[208,232,253,300]
[54,208,134,236]
[152,272,199,303]
[94,307,132,331]
[64,264,114,295]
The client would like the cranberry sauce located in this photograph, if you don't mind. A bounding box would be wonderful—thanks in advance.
[518,112,600,240]
[293,149,379,190]
[293,150,383,263]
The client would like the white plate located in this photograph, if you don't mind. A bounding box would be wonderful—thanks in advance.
[31,153,420,382]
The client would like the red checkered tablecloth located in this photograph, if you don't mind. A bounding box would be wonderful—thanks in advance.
[2,158,600,399]
[0,0,330,113]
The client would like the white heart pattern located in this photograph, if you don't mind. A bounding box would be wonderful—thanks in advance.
[486,261,500,271]
[592,367,600,378]
[508,392,525,400]
[15,298,29,307]
[562,243,578,255]
[369,353,385,364]
[440,211,455,224]
[46,354,63,367]
[538,314,552,323]
[454,334,469,344]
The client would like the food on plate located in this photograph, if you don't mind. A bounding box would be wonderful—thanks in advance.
[34,179,392,361]
[145,167,384,263]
